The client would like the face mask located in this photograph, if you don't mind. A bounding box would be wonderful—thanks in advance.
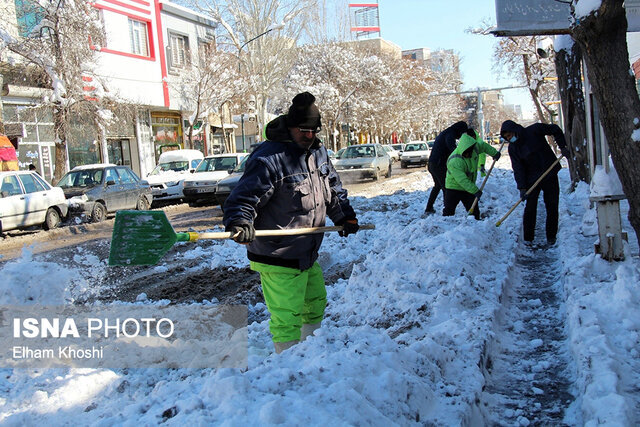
[509,136,517,143]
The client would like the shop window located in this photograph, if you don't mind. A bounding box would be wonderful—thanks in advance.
[38,124,54,141]
[129,18,149,57]
[23,124,37,142]
[2,104,19,122]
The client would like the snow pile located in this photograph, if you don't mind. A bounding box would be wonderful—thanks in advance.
[0,248,75,304]
[590,163,624,198]
[574,0,602,19]
[0,159,638,425]
[558,182,640,425]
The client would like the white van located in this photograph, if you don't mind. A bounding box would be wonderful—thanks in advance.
[146,149,204,205]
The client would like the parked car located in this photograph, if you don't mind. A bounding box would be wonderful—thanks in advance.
[145,149,204,206]
[400,141,430,168]
[182,153,248,206]
[333,143,392,181]
[381,145,401,163]
[0,171,68,233]
[390,143,405,153]
[58,164,152,222]
[214,156,249,210]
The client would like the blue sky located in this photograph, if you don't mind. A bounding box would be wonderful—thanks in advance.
[371,0,535,116]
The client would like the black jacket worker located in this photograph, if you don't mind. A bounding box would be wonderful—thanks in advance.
[425,121,468,214]
[500,120,569,244]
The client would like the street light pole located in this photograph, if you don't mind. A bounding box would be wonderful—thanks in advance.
[238,24,285,152]
[430,85,527,141]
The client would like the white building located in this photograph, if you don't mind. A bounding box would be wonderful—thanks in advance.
[1,0,233,180]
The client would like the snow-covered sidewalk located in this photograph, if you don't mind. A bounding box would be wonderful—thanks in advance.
[0,158,638,425]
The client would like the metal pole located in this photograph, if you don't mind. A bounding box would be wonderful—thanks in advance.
[0,73,5,135]
[477,88,485,141]
[241,114,246,152]
[237,25,283,153]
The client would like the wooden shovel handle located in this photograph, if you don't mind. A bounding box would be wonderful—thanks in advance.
[469,140,506,215]
[495,156,563,227]
[187,224,376,241]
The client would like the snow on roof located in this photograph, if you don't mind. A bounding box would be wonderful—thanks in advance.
[71,163,117,170]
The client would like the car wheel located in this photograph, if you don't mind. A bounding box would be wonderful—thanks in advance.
[136,195,150,210]
[386,165,392,178]
[91,202,107,222]
[43,208,61,230]
[401,162,407,169]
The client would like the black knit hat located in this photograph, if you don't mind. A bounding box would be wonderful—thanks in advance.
[287,92,321,129]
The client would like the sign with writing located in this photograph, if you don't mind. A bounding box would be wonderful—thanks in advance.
[494,0,640,35]
[494,0,571,35]
[41,145,52,180]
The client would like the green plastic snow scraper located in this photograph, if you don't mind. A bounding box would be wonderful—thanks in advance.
[108,210,374,266]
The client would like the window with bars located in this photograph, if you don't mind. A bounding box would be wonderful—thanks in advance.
[169,32,189,70]
[128,18,149,57]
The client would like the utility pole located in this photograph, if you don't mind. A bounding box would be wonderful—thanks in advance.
[430,85,527,141]
[237,24,284,151]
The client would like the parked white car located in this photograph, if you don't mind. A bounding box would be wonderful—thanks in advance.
[0,171,68,233]
[182,153,248,206]
[146,149,204,205]
[334,143,392,181]
[381,145,401,163]
[400,141,430,168]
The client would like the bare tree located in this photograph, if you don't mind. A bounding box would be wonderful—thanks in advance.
[171,47,246,150]
[553,34,590,187]
[0,0,106,182]
[493,35,559,124]
[571,0,640,246]
[199,0,314,133]
[303,0,350,44]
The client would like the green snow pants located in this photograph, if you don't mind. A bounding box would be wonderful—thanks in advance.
[250,261,327,343]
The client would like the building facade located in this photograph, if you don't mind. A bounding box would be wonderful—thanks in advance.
[1,0,234,181]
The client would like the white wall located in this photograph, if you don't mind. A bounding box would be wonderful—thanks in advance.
[95,9,165,107]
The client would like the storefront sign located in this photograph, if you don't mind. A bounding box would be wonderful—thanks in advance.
[494,0,640,35]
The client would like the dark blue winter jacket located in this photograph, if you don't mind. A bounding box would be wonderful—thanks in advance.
[500,120,567,189]
[223,115,355,270]
[428,121,468,166]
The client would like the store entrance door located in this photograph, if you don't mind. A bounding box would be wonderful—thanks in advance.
[107,139,132,167]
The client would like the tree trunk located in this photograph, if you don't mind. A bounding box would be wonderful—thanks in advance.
[522,55,548,123]
[554,38,590,187]
[53,106,68,185]
[572,0,640,246]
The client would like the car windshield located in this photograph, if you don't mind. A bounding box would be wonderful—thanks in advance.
[335,148,345,159]
[196,157,238,172]
[404,143,427,152]
[149,161,189,175]
[343,146,375,158]
[232,156,249,173]
[58,169,104,188]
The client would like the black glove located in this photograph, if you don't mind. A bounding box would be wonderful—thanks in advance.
[338,218,359,237]
[226,223,255,243]
[465,128,476,138]
[560,147,570,158]
[474,190,482,199]
[493,152,501,161]
[519,189,528,201]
